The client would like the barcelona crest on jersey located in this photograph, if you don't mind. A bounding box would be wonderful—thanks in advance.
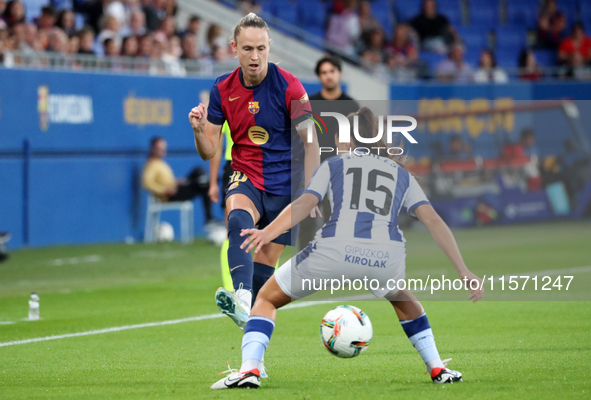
[248,101,260,114]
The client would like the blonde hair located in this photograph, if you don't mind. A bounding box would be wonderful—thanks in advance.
[232,13,269,43]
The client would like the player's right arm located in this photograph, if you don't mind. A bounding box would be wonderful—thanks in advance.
[189,104,222,161]
[208,138,223,203]
[414,204,484,302]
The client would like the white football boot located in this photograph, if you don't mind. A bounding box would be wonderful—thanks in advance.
[431,367,463,383]
[211,364,260,389]
[215,287,250,330]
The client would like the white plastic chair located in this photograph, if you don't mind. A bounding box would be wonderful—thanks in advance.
[144,193,194,244]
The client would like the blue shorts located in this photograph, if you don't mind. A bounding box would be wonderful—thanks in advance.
[225,171,298,246]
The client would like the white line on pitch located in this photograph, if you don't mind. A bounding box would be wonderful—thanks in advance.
[1,265,589,348]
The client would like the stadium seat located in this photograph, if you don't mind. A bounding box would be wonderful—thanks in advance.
[496,27,527,52]
[270,0,298,26]
[24,0,50,23]
[298,1,329,30]
[506,1,539,28]
[371,0,395,37]
[394,0,422,22]
[436,0,463,26]
[419,51,445,73]
[533,49,557,67]
[581,2,591,27]
[456,26,488,50]
[144,194,194,244]
[468,0,500,29]
[495,49,519,69]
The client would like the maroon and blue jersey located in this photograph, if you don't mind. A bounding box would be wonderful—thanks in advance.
[207,63,310,196]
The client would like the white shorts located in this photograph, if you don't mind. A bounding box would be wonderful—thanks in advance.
[275,238,406,301]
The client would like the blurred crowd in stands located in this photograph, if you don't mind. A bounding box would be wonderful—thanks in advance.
[1,0,591,81]
[319,0,591,81]
[0,0,237,75]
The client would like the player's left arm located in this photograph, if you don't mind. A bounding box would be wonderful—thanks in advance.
[240,192,319,254]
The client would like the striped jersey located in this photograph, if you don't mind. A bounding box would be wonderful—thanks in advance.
[207,63,310,195]
[304,153,430,243]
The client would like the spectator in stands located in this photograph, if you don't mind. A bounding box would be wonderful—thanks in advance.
[37,6,57,32]
[3,0,25,28]
[120,10,146,36]
[142,0,166,32]
[121,34,138,56]
[19,23,40,53]
[205,23,226,56]
[138,32,153,58]
[558,23,591,66]
[67,33,79,54]
[180,33,198,59]
[325,0,360,58]
[360,27,386,59]
[410,0,452,54]
[435,43,473,82]
[183,14,201,38]
[447,135,472,160]
[157,15,176,38]
[388,23,418,65]
[518,49,543,81]
[537,0,567,50]
[474,49,508,83]
[96,14,121,55]
[237,0,261,16]
[0,231,10,263]
[46,28,68,53]
[56,9,76,35]
[74,0,107,34]
[565,52,591,81]
[103,37,119,56]
[142,136,214,224]
[358,0,380,35]
[78,28,95,55]
[0,0,6,30]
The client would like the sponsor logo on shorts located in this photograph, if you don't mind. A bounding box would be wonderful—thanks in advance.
[228,182,239,191]
[344,245,390,268]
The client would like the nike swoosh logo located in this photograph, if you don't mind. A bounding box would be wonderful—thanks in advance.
[229,96,240,102]
[230,265,244,272]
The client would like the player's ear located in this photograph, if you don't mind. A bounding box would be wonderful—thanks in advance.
[230,40,237,53]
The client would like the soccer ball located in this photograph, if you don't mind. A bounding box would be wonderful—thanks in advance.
[158,222,174,242]
[320,305,372,358]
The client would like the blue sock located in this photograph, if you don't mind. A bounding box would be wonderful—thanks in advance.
[400,313,444,373]
[227,209,255,292]
[240,316,275,372]
[252,262,275,302]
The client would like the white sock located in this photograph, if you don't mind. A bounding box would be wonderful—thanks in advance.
[240,358,260,372]
[235,289,252,311]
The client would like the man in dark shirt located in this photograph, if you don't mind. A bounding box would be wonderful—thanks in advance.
[410,0,452,53]
[309,56,360,162]
[298,55,359,250]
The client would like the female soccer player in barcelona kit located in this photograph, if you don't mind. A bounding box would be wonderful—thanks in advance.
[211,108,485,389]
[189,14,320,336]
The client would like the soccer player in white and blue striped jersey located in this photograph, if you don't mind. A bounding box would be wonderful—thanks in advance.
[211,107,484,389]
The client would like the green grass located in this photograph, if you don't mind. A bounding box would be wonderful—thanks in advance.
[1,221,590,399]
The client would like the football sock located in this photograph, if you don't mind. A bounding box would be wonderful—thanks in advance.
[220,239,233,291]
[252,262,275,302]
[227,209,255,293]
[400,313,445,373]
[241,316,275,373]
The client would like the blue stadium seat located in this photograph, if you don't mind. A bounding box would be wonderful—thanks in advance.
[371,0,395,37]
[23,0,50,22]
[456,26,488,49]
[395,0,422,22]
[469,0,500,29]
[419,51,445,70]
[496,27,527,52]
[495,49,519,68]
[506,1,539,28]
[436,0,463,26]
[533,49,556,67]
[298,1,329,29]
[270,0,298,26]
[581,3,591,27]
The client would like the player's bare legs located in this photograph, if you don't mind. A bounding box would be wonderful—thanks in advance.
[388,289,463,383]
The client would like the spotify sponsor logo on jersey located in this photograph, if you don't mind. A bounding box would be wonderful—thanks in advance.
[248,126,269,145]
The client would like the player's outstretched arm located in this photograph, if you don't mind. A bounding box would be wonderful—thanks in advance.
[188,104,222,161]
[415,204,485,302]
[240,193,319,253]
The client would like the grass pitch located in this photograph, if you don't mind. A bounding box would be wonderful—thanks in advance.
[0,221,590,399]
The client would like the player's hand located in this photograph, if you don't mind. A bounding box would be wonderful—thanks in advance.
[164,185,178,197]
[462,271,484,303]
[310,205,322,219]
[240,228,271,254]
[188,104,207,132]
[208,184,220,203]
